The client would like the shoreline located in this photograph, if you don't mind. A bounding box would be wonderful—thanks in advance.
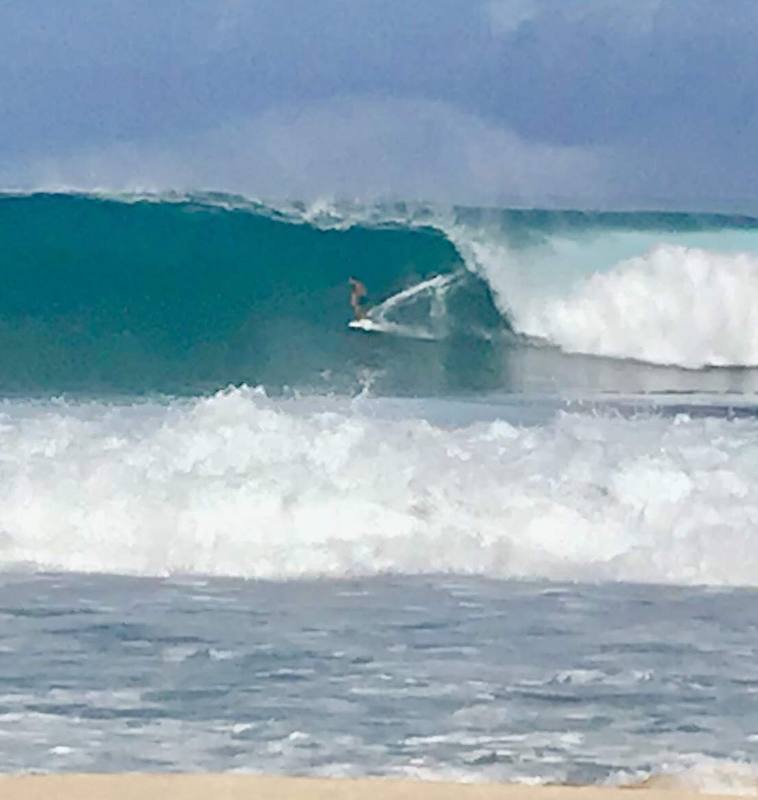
[0,775,745,800]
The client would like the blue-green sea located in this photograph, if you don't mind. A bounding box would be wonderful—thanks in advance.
[1,192,758,786]
[3,192,758,395]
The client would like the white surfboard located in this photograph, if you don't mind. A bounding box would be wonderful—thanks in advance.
[348,318,382,332]
[348,317,438,340]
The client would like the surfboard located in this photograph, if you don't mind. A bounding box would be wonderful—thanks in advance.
[348,317,438,340]
[348,318,382,332]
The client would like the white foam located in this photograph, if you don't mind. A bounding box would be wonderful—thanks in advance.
[445,213,758,369]
[269,197,758,371]
[0,387,757,585]
[252,200,758,370]
[515,245,758,368]
[614,757,758,796]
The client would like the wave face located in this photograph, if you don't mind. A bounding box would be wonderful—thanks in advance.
[0,193,483,395]
[2,193,758,395]
[1,387,758,586]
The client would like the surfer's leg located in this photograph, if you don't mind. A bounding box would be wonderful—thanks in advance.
[352,297,367,320]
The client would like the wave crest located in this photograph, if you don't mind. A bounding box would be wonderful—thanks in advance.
[3,191,758,391]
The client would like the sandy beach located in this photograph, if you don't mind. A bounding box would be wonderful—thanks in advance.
[0,775,743,800]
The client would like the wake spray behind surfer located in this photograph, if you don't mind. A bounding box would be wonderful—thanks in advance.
[348,277,368,320]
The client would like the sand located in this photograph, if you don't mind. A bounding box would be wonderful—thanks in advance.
[0,775,738,800]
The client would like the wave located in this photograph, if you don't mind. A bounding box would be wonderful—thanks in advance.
[2,191,758,395]
[0,192,483,395]
[441,207,758,370]
[1,386,757,586]
[514,245,758,368]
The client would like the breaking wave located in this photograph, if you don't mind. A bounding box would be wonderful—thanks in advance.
[1,386,757,586]
[514,244,758,368]
[2,191,758,395]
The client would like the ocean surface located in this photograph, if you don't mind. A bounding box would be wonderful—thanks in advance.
[0,192,757,789]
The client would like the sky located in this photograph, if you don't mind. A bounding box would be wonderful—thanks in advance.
[1,0,757,209]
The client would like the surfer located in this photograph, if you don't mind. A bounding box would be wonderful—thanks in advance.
[348,277,368,320]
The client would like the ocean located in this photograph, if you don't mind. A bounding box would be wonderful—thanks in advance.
[0,192,757,789]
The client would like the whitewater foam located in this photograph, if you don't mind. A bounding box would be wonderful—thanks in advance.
[272,196,758,370]
[1,387,757,585]
[515,245,758,368]
[615,757,758,796]
[442,216,758,369]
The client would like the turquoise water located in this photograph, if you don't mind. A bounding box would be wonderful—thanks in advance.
[3,192,758,396]
[0,194,470,394]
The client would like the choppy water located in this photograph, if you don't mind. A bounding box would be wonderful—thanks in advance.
[0,573,756,791]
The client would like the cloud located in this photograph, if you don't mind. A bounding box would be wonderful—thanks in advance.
[486,0,663,38]
[2,1,758,211]
[486,0,538,35]
[19,96,607,206]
